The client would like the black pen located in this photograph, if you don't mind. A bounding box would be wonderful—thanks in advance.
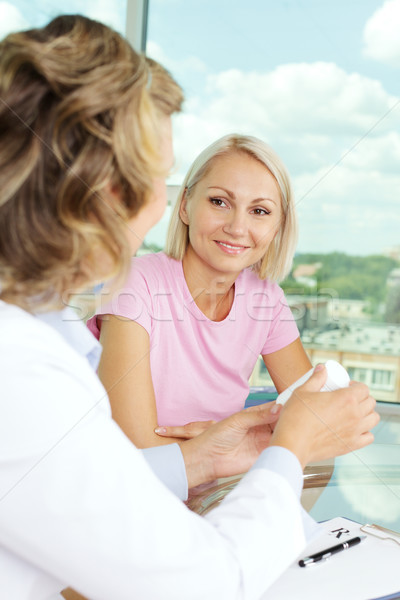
[298,535,366,567]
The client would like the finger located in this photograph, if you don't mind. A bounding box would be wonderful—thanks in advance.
[297,364,327,393]
[348,380,370,397]
[354,431,375,450]
[155,421,215,439]
[359,394,377,416]
[360,409,380,432]
[154,426,185,438]
[244,401,280,415]
[236,402,282,429]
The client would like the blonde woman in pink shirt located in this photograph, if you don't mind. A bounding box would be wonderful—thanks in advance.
[87,134,312,448]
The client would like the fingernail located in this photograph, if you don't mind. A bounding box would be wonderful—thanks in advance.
[314,363,324,372]
[154,427,167,434]
[270,403,281,414]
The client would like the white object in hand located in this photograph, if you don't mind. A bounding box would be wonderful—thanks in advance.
[276,359,350,405]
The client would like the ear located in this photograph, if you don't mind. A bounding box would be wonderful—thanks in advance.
[179,189,190,225]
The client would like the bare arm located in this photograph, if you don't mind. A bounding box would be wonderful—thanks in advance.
[98,315,181,448]
[262,337,312,394]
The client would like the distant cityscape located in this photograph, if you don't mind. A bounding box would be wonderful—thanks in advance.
[251,250,400,404]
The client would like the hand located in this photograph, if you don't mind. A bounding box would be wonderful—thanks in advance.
[179,402,282,489]
[155,420,216,440]
[270,364,380,469]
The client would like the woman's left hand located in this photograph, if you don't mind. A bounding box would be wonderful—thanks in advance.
[155,420,216,439]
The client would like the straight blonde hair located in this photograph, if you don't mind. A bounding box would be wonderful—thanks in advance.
[0,15,183,311]
[165,134,298,282]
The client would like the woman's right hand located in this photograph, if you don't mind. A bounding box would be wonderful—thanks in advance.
[270,364,380,469]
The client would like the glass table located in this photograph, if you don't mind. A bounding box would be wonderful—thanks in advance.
[188,408,400,535]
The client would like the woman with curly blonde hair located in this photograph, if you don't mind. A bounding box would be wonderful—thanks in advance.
[0,14,378,600]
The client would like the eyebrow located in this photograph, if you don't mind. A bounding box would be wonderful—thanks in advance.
[207,186,278,205]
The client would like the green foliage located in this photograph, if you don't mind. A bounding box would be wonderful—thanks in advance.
[283,252,399,303]
[280,279,311,295]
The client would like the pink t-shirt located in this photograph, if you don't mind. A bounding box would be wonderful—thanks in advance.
[87,252,299,426]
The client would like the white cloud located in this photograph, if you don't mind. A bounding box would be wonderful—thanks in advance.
[294,165,400,254]
[0,2,28,39]
[170,62,400,180]
[205,63,398,137]
[147,41,207,81]
[338,131,400,172]
[148,48,400,254]
[363,0,400,66]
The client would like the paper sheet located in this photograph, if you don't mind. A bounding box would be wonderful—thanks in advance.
[262,517,400,600]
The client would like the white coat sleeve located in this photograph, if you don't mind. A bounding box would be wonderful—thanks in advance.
[141,443,189,500]
[0,333,307,600]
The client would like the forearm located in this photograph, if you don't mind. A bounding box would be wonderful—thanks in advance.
[263,338,312,394]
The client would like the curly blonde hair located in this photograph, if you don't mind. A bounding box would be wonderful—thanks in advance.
[0,15,183,310]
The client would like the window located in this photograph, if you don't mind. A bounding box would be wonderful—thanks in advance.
[371,368,395,390]
[0,1,128,40]
[146,0,400,403]
[348,366,395,391]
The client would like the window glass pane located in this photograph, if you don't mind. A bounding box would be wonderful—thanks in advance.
[147,0,400,404]
[0,1,127,37]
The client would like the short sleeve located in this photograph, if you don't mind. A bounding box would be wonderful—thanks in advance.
[86,258,155,339]
[260,284,299,355]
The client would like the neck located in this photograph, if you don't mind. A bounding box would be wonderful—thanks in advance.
[182,245,237,321]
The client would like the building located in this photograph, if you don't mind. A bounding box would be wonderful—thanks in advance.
[250,297,400,404]
[302,322,400,404]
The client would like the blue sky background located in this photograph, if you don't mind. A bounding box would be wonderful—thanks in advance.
[1,0,399,256]
[148,0,399,95]
[146,0,400,256]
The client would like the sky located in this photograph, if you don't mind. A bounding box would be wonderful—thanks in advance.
[1,0,400,256]
[145,0,400,256]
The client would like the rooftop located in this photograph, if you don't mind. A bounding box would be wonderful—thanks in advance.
[302,321,400,355]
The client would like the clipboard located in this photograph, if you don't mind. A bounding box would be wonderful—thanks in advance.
[261,517,400,600]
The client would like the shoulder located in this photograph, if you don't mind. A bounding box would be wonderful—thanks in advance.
[92,252,183,325]
[0,302,95,378]
[0,303,110,453]
[132,251,176,271]
[0,302,58,353]
[124,252,180,288]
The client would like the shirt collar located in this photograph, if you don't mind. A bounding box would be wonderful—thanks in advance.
[36,307,102,371]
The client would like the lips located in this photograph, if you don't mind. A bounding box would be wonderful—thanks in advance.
[214,240,250,254]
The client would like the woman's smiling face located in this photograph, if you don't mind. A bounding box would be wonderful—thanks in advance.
[179,150,282,277]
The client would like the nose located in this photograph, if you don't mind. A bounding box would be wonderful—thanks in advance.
[222,209,247,237]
